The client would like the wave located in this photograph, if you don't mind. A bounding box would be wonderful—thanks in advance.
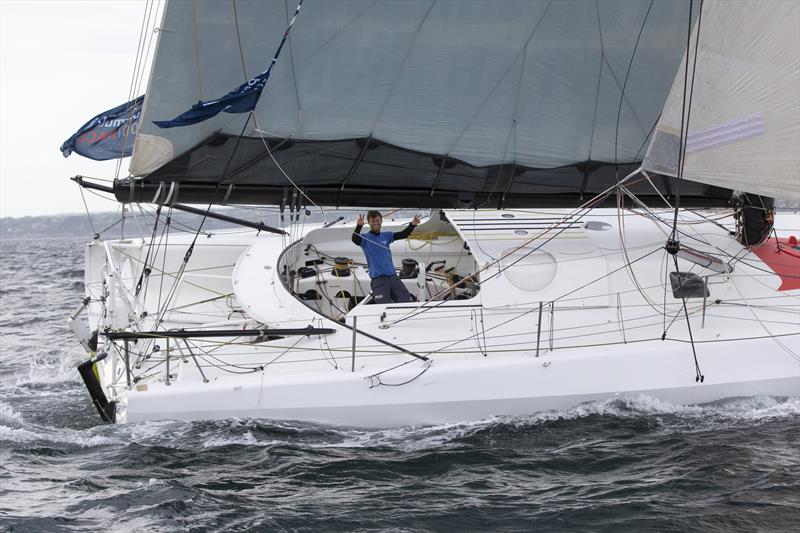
[0,400,23,424]
[128,394,800,452]
[0,424,119,447]
[1,394,795,453]
[13,353,81,386]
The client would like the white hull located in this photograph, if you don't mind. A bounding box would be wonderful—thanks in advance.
[123,338,799,427]
[78,208,800,427]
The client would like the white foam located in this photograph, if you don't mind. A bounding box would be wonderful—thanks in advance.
[297,394,800,451]
[14,353,81,387]
[0,401,23,424]
[0,424,118,447]
[134,478,167,488]
[201,431,289,448]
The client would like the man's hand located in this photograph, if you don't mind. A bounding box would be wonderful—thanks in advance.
[357,214,365,226]
[411,214,422,226]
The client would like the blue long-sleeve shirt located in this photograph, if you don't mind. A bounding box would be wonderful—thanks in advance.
[352,222,415,278]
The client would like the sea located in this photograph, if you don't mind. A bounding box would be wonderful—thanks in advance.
[1,235,798,532]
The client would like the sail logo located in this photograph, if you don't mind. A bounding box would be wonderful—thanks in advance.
[686,113,765,154]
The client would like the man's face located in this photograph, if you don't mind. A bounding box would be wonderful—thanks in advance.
[368,215,382,232]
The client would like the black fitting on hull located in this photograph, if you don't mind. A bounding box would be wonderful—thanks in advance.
[76,353,116,423]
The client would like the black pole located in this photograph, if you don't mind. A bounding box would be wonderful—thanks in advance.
[72,175,287,236]
[103,326,336,341]
[76,353,115,423]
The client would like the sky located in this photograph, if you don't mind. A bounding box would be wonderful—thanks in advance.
[0,0,157,218]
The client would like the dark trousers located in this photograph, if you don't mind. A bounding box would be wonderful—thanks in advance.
[370,274,412,304]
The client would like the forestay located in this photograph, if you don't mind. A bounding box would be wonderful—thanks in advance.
[127,0,728,207]
[643,0,800,201]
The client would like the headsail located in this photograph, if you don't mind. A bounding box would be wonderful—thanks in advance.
[642,0,800,201]
[126,0,729,208]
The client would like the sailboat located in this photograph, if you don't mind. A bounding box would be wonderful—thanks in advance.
[68,0,799,426]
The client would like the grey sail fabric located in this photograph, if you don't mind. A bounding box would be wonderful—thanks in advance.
[643,0,800,201]
[128,0,729,207]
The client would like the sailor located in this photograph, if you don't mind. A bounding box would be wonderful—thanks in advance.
[352,210,421,304]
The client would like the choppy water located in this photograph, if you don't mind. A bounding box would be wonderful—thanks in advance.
[1,237,798,532]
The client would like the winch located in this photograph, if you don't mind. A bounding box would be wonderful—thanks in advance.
[333,257,351,276]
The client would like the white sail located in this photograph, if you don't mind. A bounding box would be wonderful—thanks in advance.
[643,0,800,200]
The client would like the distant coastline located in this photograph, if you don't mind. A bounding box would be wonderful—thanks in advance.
[0,208,276,241]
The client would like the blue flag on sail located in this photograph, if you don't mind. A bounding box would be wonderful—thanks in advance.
[153,0,304,129]
[152,70,273,129]
[60,95,144,160]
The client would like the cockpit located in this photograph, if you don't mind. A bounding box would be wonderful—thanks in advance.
[278,214,480,320]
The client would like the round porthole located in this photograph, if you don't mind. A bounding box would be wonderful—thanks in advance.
[500,248,557,291]
[584,221,612,231]
[514,229,528,236]
[501,213,515,219]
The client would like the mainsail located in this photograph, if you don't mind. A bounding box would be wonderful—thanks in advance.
[643,0,800,201]
[124,0,730,207]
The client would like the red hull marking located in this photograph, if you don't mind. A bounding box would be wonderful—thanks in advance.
[753,237,800,291]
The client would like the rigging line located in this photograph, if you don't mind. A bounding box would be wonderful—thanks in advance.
[135,204,157,240]
[587,0,605,163]
[713,272,800,364]
[137,0,162,97]
[447,0,552,154]
[190,0,208,142]
[662,247,668,333]
[283,0,304,132]
[733,258,800,279]
[95,217,125,238]
[613,0,655,181]
[264,335,305,367]
[473,117,517,210]
[317,319,340,369]
[631,112,662,163]
[671,254,704,382]
[685,207,738,235]
[231,0,248,79]
[614,189,729,316]
[253,123,327,223]
[220,114,253,184]
[115,0,154,178]
[617,190,665,314]
[679,0,704,182]
[639,169,673,208]
[153,206,174,336]
[619,190,719,250]
[138,204,214,235]
[127,0,154,102]
[369,0,436,132]
[670,0,702,237]
[385,172,630,328]
[78,185,98,237]
[185,339,265,370]
[135,203,162,297]
[114,248,235,288]
[369,360,432,388]
[422,246,662,357]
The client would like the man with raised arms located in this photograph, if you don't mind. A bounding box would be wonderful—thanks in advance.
[352,210,421,304]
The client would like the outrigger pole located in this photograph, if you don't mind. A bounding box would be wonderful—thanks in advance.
[71,175,288,236]
[103,326,336,340]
